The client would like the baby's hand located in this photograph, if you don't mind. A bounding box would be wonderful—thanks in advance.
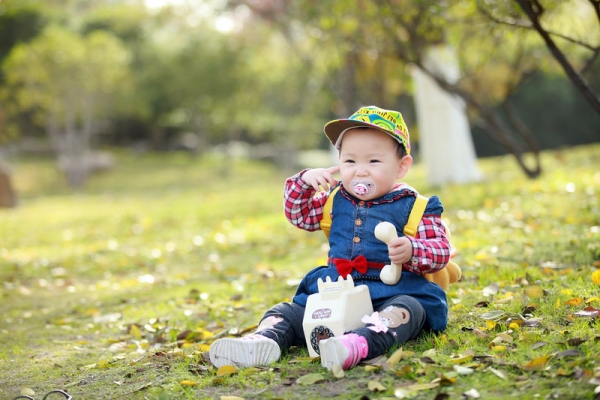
[302,166,340,192]
[387,237,413,265]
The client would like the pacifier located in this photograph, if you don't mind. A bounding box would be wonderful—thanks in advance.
[350,179,376,197]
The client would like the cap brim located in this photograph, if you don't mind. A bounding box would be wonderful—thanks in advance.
[324,119,388,146]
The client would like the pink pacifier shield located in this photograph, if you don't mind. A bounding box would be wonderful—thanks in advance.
[350,180,376,197]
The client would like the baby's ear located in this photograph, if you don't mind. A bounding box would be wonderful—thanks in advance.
[397,155,413,179]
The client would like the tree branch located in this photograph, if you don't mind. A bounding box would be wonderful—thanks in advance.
[514,0,600,115]
[477,2,598,52]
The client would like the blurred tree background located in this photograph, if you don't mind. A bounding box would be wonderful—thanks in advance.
[0,0,598,187]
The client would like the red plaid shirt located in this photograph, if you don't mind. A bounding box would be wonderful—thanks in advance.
[283,170,451,275]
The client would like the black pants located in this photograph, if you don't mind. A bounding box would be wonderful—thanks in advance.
[257,295,426,360]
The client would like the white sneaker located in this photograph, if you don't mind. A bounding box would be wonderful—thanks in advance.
[209,335,281,368]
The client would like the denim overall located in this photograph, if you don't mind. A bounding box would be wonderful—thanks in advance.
[292,184,448,333]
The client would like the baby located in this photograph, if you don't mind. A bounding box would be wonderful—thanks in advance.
[209,106,451,370]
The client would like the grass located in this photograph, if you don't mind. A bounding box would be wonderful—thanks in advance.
[0,145,599,400]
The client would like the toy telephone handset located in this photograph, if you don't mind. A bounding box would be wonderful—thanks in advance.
[374,222,402,285]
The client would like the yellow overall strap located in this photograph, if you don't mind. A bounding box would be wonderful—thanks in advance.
[320,186,340,239]
[403,195,429,237]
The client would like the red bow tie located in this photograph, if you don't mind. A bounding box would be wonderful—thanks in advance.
[334,255,368,278]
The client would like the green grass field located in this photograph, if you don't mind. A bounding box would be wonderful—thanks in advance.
[1,145,599,399]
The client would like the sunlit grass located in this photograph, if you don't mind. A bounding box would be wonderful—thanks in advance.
[0,144,599,399]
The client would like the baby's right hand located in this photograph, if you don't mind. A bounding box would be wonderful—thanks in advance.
[302,166,340,192]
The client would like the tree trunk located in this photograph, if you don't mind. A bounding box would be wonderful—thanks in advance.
[0,159,17,208]
[46,108,93,187]
[411,45,483,186]
[415,60,542,179]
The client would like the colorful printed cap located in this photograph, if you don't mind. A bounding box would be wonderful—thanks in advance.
[324,106,411,155]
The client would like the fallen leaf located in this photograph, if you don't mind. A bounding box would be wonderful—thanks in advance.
[531,341,548,350]
[405,382,440,391]
[573,307,599,318]
[296,373,325,385]
[394,388,411,398]
[487,367,507,379]
[449,353,474,364]
[522,355,551,371]
[483,283,499,296]
[565,298,583,306]
[216,365,237,376]
[485,320,497,330]
[586,297,600,304]
[387,347,404,367]
[454,365,474,375]
[463,388,481,398]
[567,337,585,346]
[368,380,387,391]
[220,397,245,400]
[331,364,345,378]
[479,310,505,320]
[179,380,197,386]
[439,374,457,386]
[525,286,545,299]
[422,348,436,358]
[555,349,581,358]
[472,329,490,339]
[491,345,507,353]
[129,324,142,339]
[20,388,35,396]
[592,270,600,285]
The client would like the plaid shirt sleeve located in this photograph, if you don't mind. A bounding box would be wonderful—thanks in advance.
[283,169,329,232]
[402,214,451,274]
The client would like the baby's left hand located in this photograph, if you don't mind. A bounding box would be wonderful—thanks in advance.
[387,237,413,265]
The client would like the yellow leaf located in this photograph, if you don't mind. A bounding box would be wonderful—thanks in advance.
[491,345,506,352]
[485,320,497,330]
[439,374,457,386]
[197,343,210,352]
[422,348,436,358]
[217,365,238,376]
[296,373,325,385]
[129,324,142,339]
[449,353,473,364]
[180,380,197,387]
[522,355,551,371]
[20,388,35,396]
[405,382,440,391]
[586,297,600,304]
[556,298,561,309]
[393,365,413,376]
[525,286,545,299]
[368,380,387,391]
[387,347,404,367]
[565,298,583,306]
[592,270,600,285]
[508,322,521,330]
[332,364,345,379]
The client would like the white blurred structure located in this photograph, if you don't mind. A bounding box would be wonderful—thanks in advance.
[411,45,482,186]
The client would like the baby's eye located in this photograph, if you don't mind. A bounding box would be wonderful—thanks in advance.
[343,159,355,164]
[370,159,381,163]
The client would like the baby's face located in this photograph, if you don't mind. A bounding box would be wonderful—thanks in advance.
[338,128,409,200]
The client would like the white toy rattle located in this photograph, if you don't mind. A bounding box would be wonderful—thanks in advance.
[374,221,402,285]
